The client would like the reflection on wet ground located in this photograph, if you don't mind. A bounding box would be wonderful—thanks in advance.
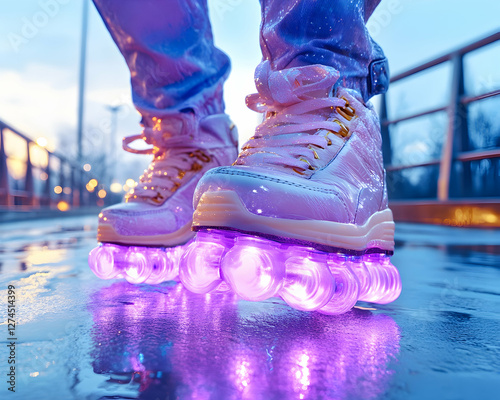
[88,284,399,400]
[0,217,499,399]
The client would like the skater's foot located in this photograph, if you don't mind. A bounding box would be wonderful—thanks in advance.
[89,111,238,284]
[181,62,401,313]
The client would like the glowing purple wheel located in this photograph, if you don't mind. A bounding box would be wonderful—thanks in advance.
[179,232,228,294]
[382,260,402,303]
[318,254,360,315]
[348,257,372,301]
[88,244,121,280]
[280,248,335,311]
[221,236,285,301]
[123,247,153,284]
[357,254,400,304]
[367,256,402,304]
[143,248,179,284]
[357,254,379,303]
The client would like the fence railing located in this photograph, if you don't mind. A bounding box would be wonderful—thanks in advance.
[0,119,95,210]
[380,30,500,202]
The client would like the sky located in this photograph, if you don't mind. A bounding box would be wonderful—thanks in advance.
[0,0,499,184]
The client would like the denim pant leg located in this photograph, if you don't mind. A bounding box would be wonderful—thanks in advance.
[259,0,389,101]
[92,0,231,124]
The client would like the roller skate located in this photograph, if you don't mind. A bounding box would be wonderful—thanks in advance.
[89,110,238,284]
[179,61,401,314]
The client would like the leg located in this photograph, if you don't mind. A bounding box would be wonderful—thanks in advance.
[183,0,400,313]
[92,0,231,120]
[259,0,389,102]
[88,0,238,284]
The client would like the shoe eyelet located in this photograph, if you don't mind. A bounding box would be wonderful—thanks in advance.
[152,192,165,204]
[190,162,202,172]
[307,146,320,159]
[292,167,306,175]
[336,97,357,121]
[333,120,350,138]
[308,143,324,150]
[171,182,181,192]
[324,131,334,146]
[299,157,315,170]
[189,150,211,162]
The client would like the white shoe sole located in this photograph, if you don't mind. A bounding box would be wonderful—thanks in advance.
[98,220,194,247]
[193,190,395,252]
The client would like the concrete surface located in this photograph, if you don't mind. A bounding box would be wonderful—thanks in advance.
[0,217,499,399]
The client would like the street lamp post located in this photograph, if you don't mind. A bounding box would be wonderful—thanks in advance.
[76,0,89,206]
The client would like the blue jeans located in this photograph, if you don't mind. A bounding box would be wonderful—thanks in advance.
[92,0,388,122]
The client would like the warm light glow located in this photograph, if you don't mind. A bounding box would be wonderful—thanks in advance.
[110,182,123,193]
[63,187,72,195]
[442,207,500,227]
[57,200,70,212]
[86,183,95,193]
[30,372,40,378]
[36,137,48,147]
[98,189,107,199]
[6,158,26,180]
[88,179,98,188]
[125,179,137,188]
[40,172,48,181]
[3,129,27,160]
[153,117,162,131]
[54,186,62,194]
[83,163,92,172]
[30,144,49,168]
[483,212,498,223]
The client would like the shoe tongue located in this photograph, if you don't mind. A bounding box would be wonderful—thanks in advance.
[124,150,186,206]
[140,112,198,152]
[251,61,340,111]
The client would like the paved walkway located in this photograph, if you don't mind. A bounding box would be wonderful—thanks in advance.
[0,217,499,399]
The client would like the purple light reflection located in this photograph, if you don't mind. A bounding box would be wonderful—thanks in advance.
[88,283,400,399]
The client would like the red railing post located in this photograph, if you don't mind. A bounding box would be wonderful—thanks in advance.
[44,153,52,207]
[380,93,393,167]
[438,54,468,201]
[0,125,11,206]
[25,140,34,206]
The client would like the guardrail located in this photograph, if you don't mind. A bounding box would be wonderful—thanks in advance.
[380,30,500,201]
[379,31,500,227]
[0,120,94,210]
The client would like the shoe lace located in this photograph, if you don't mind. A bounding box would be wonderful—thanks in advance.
[239,61,357,174]
[122,118,211,204]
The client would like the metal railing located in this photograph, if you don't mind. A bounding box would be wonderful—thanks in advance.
[0,119,94,210]
[380,30,500,202]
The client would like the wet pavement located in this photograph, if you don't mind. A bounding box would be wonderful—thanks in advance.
[0,216,499,400]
